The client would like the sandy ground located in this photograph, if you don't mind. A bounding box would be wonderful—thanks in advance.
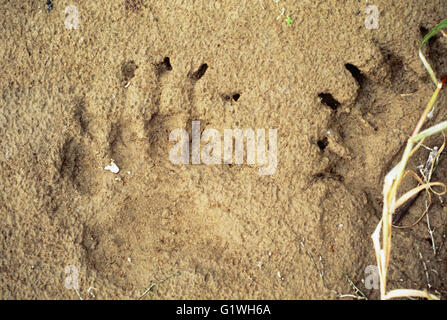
[1,0,447,299]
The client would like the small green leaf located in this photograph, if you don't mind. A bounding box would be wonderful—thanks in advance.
[413,120,447,142]
[420,19,447,49]
[286,15,293,26]
[419,19,447,85]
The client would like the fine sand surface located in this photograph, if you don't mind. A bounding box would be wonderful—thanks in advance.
[1,0,447,299]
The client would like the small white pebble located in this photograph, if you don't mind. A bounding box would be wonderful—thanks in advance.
[338,223,343,228]
[427,107,435,119]
[104,159,119,173]
[87,287,97,298]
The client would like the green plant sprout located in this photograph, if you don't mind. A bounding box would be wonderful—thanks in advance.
[286,15,293,26]
[372,19,447,300]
